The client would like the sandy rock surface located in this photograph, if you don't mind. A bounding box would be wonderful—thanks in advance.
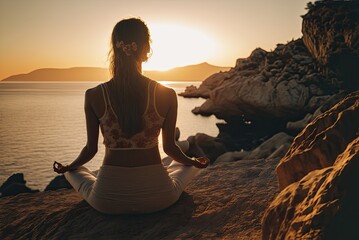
[0,158,279,239]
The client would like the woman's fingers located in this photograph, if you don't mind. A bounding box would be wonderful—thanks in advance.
[196,157,209,166]
[194,157,209,168]
[53,161,66,173]
[53,161,61,169]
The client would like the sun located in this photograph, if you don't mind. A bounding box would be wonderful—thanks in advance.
[143,22,217,71]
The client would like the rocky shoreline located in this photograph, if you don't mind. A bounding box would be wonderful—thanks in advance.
[1,1,358,239]
[179,37,348,158]
[180,1,359,165]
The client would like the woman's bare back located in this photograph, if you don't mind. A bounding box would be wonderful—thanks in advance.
[87,79,176,167]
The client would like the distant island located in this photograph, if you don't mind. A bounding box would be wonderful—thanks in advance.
[1,62,230,82]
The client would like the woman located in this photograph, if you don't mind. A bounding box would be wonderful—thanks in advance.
[53,18,209,214]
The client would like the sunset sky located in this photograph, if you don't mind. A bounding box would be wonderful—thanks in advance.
[0,0,309,80]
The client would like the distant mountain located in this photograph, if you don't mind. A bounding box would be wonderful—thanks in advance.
[2,67,110,82]
[1,63,230,82]
[144,62,230,81]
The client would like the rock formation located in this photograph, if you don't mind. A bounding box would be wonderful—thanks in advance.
[0,173,39,197]
[180,0,358,160]
[276,91,359,189]
[178,71,233,98]
[262,91,359,239]
[186,133,227,163]
[182,2,359,238]
[183,41,339,122]
[44,175,73,191]
[263,139,359,240]
[302,0,359,90]
[215,132,293,164]
[286,90,348,133]
[181,38,344,156]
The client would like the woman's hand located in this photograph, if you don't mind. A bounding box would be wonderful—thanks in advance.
[53,161,70,174]
[192,157,210,169]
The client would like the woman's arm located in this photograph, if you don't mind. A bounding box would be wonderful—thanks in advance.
[54,89,99,173]
[162,88,208,168]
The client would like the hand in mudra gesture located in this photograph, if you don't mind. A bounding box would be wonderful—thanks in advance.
[53,161,70,174]
[193,157,210,168]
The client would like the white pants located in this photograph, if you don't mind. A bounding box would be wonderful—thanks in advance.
[64,142,200,214]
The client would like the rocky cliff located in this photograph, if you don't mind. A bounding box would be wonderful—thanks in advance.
[180,1,359,158]
[181,38,345,156]
[302,0,359,90]
[185,40,338,122]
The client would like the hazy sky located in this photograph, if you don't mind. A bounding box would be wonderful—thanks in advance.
[0,0,309,80]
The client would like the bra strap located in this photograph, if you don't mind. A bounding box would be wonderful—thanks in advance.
[151,81,161,116]
[142,81,151,113]
[149,81,156,110]
[103,83,112,109]
[100,84,108,109]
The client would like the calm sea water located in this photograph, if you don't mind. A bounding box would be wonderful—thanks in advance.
[0,81,221,190]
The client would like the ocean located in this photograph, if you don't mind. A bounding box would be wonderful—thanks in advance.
[0,81,221,190]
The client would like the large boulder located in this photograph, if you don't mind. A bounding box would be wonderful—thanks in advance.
[215,132,293,164]
[0,158,280,239]
[44,175,72,191]
[187,133,227,163]
[0,173,39,197]
[276,91,359,190]
[262,136,359,240]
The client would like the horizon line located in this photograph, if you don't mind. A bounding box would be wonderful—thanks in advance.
[1,61,232,80]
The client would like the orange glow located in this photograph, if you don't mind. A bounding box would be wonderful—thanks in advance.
[143,23,217,71]
[0,1,309,80]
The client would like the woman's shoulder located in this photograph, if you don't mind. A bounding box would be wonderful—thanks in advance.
[147,79,177,107]
[145,77,176,98]
[86,81,110,95]
[147,79,175,95]
[84,81,109,101]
